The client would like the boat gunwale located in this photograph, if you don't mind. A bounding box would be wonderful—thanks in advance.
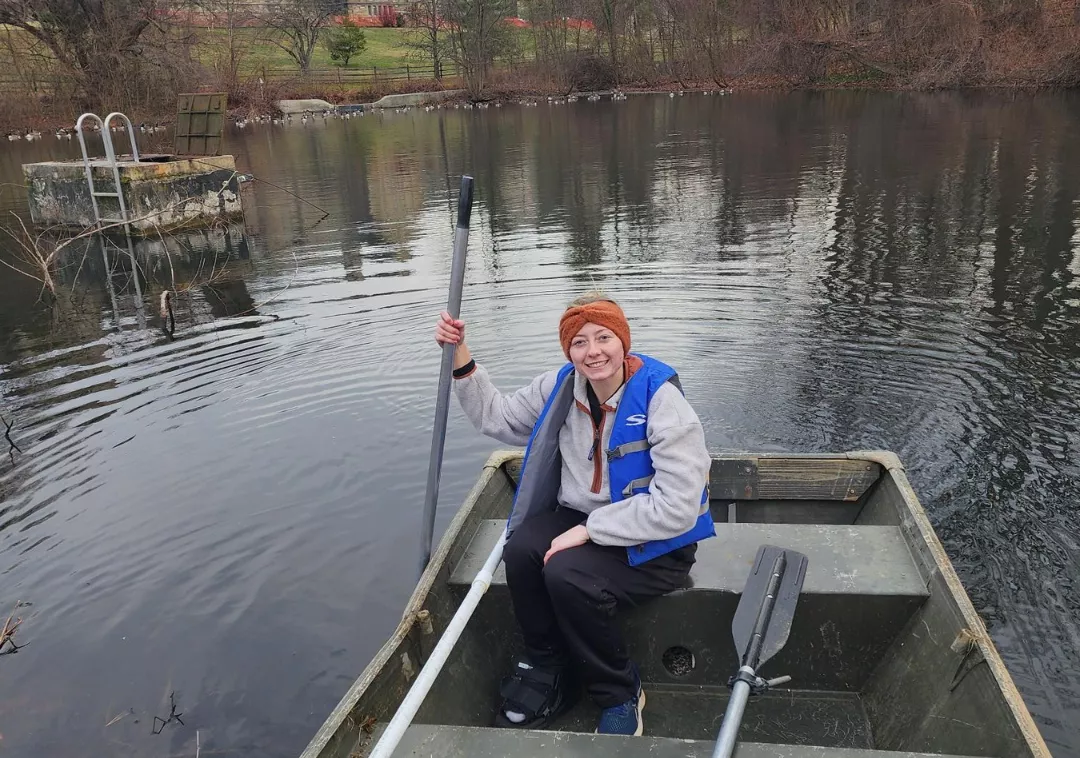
[298,450,519,758]
[864,451,1052,758]
[299,448,1051,758]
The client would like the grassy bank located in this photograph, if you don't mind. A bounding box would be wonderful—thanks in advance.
[191,27,414,72]
[2,7,1077,135]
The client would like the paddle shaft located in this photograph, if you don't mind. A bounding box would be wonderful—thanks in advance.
[713,672,752,758]
[419,176,474,580]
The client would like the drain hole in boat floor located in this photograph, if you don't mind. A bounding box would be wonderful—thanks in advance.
[662,646,695,677]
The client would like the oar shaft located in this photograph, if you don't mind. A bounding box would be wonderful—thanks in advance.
[715,555,784,757]
[419,176,474,579]
[371,535,505,758]
[712,674,752,758]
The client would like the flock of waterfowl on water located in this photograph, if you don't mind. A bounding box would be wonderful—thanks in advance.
[5,88,736,145]
[7,123,168,142]
[231,88,733,126]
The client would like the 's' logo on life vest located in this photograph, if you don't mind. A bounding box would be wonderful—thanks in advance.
[626,414,647,426]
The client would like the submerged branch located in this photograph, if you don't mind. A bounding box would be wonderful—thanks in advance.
[1,414,21,467]
[0,173,243,299]
[152,691,185,734]
[0,602,28,655]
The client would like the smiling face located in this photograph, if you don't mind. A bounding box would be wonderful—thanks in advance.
[568,322,626,386]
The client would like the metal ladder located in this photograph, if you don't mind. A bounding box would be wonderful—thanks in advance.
[74,112,141,228]
[74,111,146,331]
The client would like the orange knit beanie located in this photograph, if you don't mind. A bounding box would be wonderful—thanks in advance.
[559,300,631,359]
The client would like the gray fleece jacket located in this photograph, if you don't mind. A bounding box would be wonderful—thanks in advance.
[454,360,712,547]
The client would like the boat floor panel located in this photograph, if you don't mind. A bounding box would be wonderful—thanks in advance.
[451,521,928,597]
[549,684,874,748]
[390,724,979,757]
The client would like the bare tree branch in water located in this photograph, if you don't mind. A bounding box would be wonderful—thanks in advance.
[152,691,185,734]
[0,172,242,301]
[0,602,28,655]
[1,414,21,467]
[0,207,175,300]
[0,212,62,296]
[4,170,296,340]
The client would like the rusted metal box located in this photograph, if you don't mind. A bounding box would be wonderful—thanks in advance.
[175,93,227,156]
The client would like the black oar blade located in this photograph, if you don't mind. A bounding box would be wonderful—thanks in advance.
[731,545,808,670]
[456,175,474,228]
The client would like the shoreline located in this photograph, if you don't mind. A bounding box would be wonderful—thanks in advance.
[1,77,1067,138]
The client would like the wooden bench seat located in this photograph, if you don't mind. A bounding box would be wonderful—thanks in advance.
[448,521,929,690]
[450,521,928,598]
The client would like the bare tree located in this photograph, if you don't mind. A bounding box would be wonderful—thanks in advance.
[195,0,259,93]
[669,0,735,85]
[261,0,338,74]
[444,0,518,95]
[588,0,625,76]
[407,0,450,79]
[0,0,176,103]
[523,0,588,88]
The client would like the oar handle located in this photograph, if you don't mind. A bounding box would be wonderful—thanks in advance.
[419,176,474,580]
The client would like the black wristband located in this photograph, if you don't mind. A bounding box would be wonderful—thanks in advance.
[453,359,476,379]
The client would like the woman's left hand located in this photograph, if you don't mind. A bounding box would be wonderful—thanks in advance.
[543,524,590,565]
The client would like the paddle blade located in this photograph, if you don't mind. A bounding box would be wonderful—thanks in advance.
[457,175,474,228]
[731,545,808,670]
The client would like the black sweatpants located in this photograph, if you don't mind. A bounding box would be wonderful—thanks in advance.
[502,506,696,708]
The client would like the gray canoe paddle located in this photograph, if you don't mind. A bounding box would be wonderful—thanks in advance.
[713,544,809,758]
[419,175,474,580]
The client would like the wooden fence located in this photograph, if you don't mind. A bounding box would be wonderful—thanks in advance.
[260,63,457,84]
[0,63,463,94]
[0,56,562,95]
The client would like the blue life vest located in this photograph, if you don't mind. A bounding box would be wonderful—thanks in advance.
[507,353,714,566]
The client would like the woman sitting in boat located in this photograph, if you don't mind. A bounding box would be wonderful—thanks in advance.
[434,294,713,737]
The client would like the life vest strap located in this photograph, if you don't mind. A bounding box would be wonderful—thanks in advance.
[621,475,654,497]
[607,439,651,460]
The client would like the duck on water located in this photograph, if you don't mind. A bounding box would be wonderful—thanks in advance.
[300,294,1052,758]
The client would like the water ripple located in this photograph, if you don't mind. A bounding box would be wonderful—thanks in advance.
[0,90,1079,757]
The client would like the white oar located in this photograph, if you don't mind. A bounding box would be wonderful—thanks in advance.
[370,536,504,758]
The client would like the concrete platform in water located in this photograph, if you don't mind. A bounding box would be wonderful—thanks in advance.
[22,154,242,234]
[303,451,1051,758]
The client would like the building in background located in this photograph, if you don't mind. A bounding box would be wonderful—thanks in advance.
[173,0,411,25]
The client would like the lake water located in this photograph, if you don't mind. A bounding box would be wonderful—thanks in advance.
[0,91,1078,757]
